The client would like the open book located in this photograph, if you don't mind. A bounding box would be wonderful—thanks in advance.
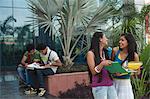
[104,62,133,74]
[27,63,45,70]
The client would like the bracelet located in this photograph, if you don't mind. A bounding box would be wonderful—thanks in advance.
[94,66,101,73]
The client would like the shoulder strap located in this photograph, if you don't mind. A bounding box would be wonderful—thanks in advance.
[39,50,52,65]
[39,55,45,65]
[116,50,121,56]
[121,55,128,65]
[115,50,128,65]
[47,50,52,63]
[114,50,121,61]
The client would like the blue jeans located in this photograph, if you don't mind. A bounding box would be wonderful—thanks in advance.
[92,86,118,99]
[36,68,54,88]
[17,66,34,87]
[17,66,28,84]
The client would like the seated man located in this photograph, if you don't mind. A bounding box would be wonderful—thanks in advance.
[36,43,62,96]
[17,43,41,94]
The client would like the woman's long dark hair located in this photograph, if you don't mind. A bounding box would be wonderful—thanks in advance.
[88,32,109,83]
[89,32,109,60]
[120,33,137,62]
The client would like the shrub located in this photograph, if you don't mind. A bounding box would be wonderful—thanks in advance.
[131,44,150,99]
[56,64,88,73]
[58,82,93,99]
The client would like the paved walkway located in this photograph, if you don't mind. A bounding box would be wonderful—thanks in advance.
[1,71,149,99]
[0,71,58,99]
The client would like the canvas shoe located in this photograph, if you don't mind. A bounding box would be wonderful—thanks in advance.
[24,87,37,95]
[38,88,46,97]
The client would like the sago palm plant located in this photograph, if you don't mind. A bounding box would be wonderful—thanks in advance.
[27,0,117,67]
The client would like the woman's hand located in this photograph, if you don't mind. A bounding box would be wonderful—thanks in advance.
[101,60,112,66]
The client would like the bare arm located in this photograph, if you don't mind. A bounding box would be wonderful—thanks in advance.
[21,55,28,67]
[134,52,140,75]
[111,47,119,61]
[44,59,62,68]
[87,51,112,75]
[134,52,139,62]
[51,59,62,67]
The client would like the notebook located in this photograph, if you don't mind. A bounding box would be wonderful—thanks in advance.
[104,62,129,74]
[27,63,45,70]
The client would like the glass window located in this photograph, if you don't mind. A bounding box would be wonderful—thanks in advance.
[0,0,35,69]
[0,8,12,21]
[0,0,12,7]
[14,0,28,8]
[14,8,32,27]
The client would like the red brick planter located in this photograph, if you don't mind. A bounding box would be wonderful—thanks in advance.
[45,71,89,96]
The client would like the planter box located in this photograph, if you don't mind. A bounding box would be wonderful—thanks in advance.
[45,71,89,96]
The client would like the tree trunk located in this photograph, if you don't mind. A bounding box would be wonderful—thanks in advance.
[62,55,74,68]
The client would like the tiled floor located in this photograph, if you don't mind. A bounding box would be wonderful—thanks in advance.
[0,71,58,99]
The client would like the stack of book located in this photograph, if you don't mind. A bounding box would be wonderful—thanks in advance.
[104,62,142,74]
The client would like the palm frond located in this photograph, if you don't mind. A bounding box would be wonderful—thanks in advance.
[86,2,118,33]
[27,0,64,33]
[27,0,119,66]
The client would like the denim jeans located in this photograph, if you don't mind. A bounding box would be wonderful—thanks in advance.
[26,69,37,88]
[36,68,54,88]
[17,66,28,84]
[92,86,118,99]
[17,66,34,87]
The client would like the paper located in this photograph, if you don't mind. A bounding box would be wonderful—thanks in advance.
[104,62,129,73]
[27,63,45,69]
[127,62,142,70]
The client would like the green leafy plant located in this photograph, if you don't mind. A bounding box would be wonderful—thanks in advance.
[140,44,150,73]
[109,1,148,51]
[131,69,148,99]
[131,44,150,99]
